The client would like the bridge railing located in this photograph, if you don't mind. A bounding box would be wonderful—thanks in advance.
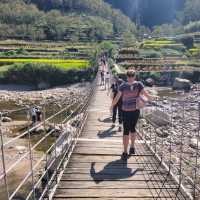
[138,96,200,200]
[0,77,97,200]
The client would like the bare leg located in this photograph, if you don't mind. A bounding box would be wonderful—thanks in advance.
[123,135,129,153]
[130,132,137,148]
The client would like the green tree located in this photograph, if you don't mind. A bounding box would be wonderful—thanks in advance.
[122,32,137,47]
[0,0,137,41]
[180,0,200,24]
[98,41,118,58]
[184,20,200,33]
[180,35,194,49]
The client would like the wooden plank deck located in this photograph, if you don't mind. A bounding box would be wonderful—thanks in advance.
[53,84,187,200]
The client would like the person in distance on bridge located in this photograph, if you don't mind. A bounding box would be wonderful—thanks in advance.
[100,70,104,86]
[104,71,110,90]
[111,69,155,160]
[110,76,123,131]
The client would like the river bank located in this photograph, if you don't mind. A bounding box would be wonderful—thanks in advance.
[0,82,92,199]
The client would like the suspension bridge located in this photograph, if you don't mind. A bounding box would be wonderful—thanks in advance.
[0,73,200,200]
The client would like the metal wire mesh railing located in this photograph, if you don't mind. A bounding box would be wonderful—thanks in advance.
[138,97,200,200]
[2,65,200,200]
[0,77,97,200]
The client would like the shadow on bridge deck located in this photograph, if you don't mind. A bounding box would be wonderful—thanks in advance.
[53,84,187,200]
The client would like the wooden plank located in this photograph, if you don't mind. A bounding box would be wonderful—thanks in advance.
[68,155,158,163]
[57,180,177,189]
[74,146,150,155]
[74,147,151,154]
[53,198,174,200]
[85,135,122,139]
[53,83,187,200]
[62,168,168,175]
[73,151,153,156]
[60,173,171,182]
[76,140,149,146]
[67,162,164,170]
[54,188,180,198]
[76,142,123,147]
[74,142,151,154]
[76,140,122,145]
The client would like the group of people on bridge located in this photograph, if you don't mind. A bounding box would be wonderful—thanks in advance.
[99,57,111,90]
[100,58,157,160]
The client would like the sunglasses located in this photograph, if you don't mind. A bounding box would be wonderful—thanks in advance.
[127,74,135,77]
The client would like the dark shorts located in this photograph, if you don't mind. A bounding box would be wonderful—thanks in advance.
[122,110,140,135]
[32,115,36,123]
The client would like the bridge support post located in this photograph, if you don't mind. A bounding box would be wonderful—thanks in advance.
[193,102,200,199]
[53,106,58,185]
[0,113,9,200]
[27,112,36,200]
[43,103,50,200]
[168,100,174,174]
[176,100,185,197]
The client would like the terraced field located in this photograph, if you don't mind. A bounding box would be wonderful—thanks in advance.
[0,40,97,86]
[0,58,90,70]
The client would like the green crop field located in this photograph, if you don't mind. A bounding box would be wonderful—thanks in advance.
[144,39,175,45]
[0,58,90,70]
[142,39,184,49]
[189,47,200,56]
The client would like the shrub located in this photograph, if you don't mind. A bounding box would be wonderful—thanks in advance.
[180,35,194,49]
[2,63,96,87]
[15,48,28,55]
[139,49,162,58]
[160,48,183,57]
[189,48,200,57]
[184,21,200,33]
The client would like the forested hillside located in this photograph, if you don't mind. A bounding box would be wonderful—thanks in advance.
[106,0,200,35]
[105,0,184,27]
[180,0,200,34]
[0,0,136,41]
[1,0,200,41]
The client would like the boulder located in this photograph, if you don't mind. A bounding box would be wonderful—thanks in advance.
[173,78,192,92]
[143,109,170,126]
[189,138,200,149]
[13,195,25,200]
[33,126,45,135]
[156,129,169,138]
[51,126,62,137]
[37,82,50,90]
[2,117,12,122]
[173,139,182,145]
[145,78,155,87]
[15,146,27,151]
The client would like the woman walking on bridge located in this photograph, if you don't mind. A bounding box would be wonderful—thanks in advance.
[110,76,123,131]
[111,69,154,160]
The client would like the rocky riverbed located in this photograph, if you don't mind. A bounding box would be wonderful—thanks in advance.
[0,82,92,199]
[0,83,91,111]
[0,82,91,132]
[141,88,200,196]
